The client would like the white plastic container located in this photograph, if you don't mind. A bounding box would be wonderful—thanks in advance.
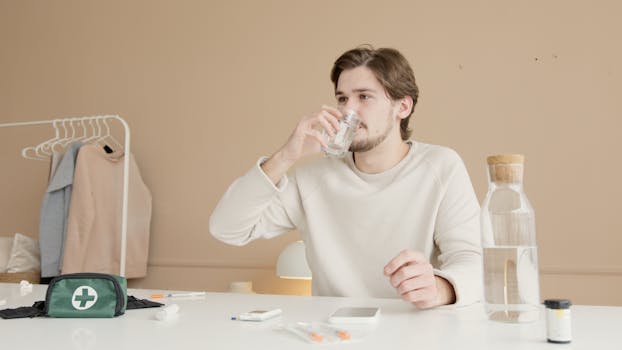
[544,299,572,343]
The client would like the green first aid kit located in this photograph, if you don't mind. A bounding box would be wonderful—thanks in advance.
[44,273,127,318]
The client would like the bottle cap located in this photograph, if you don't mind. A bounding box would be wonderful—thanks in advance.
[486,154,525,165]
[544,299,572,309]
[487,154,525,183]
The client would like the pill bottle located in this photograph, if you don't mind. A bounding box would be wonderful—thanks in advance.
[544,299,572,343]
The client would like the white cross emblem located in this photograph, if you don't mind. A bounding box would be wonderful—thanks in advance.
[72,286,98,310]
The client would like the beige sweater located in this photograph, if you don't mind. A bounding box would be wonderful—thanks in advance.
[61,144,152,278]
[210,141,483,306]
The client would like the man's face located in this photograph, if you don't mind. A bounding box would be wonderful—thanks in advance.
[335,66,401,153]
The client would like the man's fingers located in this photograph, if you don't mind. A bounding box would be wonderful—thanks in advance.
[305,129,328,148]
[384,250,427,276]
[320,109,340,131]
[400,287,436,304]
[384,250,439,308]
[321,104,342,116]
[384,250,455,308]
[396,272,435,295]
[320,106,342,129]
[296,115,318,135]
[317,112,337,137]
[389,262,433,288]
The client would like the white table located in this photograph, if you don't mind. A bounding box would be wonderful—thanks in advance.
[1,283,620,349]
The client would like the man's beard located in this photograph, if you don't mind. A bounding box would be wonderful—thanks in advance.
[349,115,394,153]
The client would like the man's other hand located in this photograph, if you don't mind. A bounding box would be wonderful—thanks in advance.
[384,249,456,309]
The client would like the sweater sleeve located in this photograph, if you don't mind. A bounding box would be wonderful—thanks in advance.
[209,157,298,246]
[432,154,483,307]
[61,149,95,274]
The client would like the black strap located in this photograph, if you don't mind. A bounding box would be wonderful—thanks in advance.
[1,295,163,319]
[0,300,46,319]
[0,306,45,319]
[126,295,164,309]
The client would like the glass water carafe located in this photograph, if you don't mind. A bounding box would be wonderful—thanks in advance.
[481,154,541,323]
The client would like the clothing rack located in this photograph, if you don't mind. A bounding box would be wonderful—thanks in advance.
[0,115,131,277]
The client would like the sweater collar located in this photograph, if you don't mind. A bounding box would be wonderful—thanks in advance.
[345,140,415,182]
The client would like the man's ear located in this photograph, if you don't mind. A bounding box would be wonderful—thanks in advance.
[398,96,414,120]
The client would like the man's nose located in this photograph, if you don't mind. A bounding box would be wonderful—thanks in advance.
[344,100,360,115]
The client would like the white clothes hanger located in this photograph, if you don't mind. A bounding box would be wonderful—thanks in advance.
[96,115,124,152]
[21,119,60,161]
[51,119,72,152]
[21,146,47,161]
[60,119,77,147]
[73,117,89,143]
[83,117,101,144]
[35,119,61,157]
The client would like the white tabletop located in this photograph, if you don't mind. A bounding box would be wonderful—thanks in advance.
[1,282,620,349]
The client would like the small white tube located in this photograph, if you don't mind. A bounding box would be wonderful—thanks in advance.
[19,280,31,287]
[155,304,180,321]
[19,280,33,296]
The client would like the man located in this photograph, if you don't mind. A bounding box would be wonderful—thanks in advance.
[210,46,482,308]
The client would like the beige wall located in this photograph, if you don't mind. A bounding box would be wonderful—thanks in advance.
[1,0,620,304]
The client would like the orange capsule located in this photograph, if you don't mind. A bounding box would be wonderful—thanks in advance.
[337,330,351,340]
[310,332,324,343]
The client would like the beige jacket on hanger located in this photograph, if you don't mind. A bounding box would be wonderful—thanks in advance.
[61,143,152,278]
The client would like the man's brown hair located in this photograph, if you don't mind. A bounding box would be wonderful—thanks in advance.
[330,46,419,140]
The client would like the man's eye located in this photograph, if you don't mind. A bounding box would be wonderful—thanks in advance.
[360,94,370,100]
[337,96,347,103]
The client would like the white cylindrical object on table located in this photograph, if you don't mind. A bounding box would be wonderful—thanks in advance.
[544,299,572,343]
[19,280,33,296]
[155,304,180,321]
